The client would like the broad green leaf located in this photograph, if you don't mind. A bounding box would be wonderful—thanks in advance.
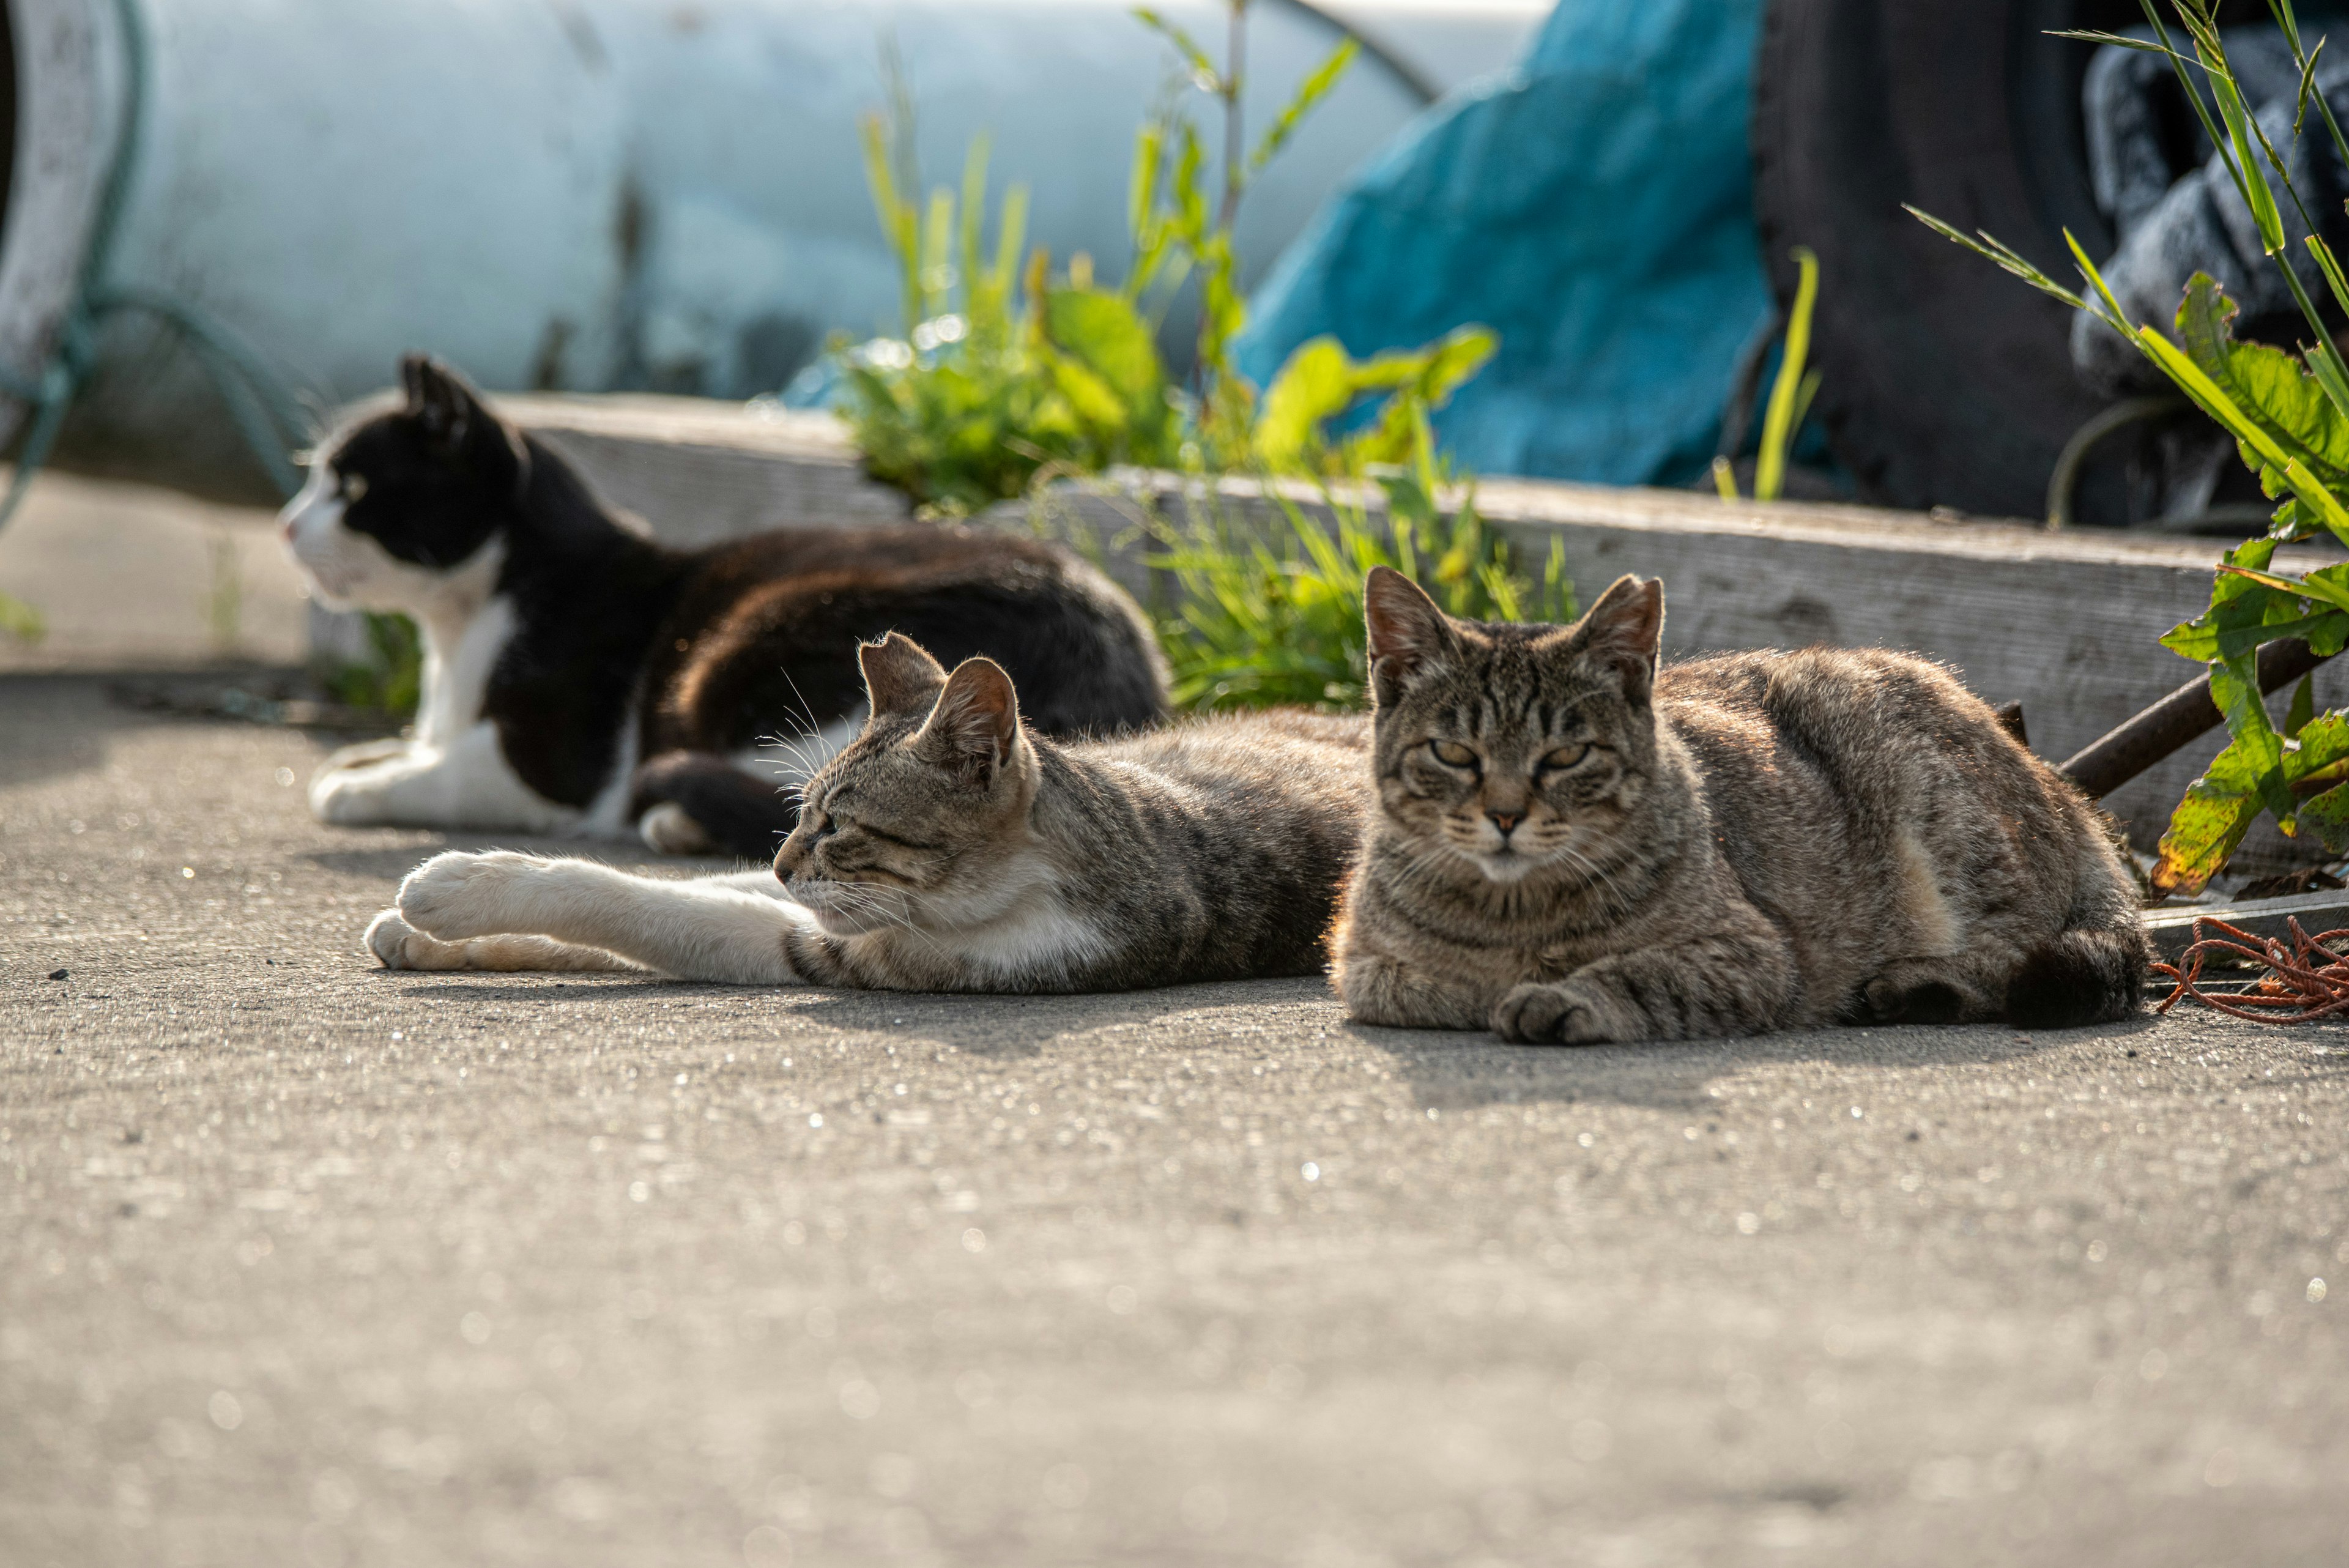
[2287,673,2317,738]
[2284,712,2349,849]
[2210,647,2295,822]
[1045,353,1126,429]
[1417,325,1498,404]
[2154,728,2271,894]
[2175,275,2349,483]
[2132,322,2349,539]
[2294,780,2349,850]
[1044,287,1163,411]
[1255,336,1355,472]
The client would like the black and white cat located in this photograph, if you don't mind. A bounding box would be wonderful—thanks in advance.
[283,355,1167,856]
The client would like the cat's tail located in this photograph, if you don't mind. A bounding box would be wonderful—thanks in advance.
[2004,870,2150,1028]
[628,751,800,860]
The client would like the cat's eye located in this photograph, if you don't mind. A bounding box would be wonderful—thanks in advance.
[1537,744,1589,773]
[340,474,369,502]
[1428,740,1479,768]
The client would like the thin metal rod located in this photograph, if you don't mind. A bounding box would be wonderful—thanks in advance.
[2059,637,2334,797]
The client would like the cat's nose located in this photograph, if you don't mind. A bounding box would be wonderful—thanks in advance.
[1486,809,1523,834]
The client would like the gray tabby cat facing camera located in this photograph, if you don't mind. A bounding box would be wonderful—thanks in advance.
[1332,567,2150,1044]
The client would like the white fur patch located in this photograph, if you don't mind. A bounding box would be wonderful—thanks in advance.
[398,851,811,984]
[284,456,603,834]
[948,892,1109,984]
[639,801,717,855]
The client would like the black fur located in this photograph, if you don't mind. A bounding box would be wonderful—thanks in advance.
[327,355,1167,853]
[631,751,807,855]
[2004,928,2148,1028]
[1869,979,1966,1025]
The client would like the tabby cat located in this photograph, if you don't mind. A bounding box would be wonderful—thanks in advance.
[1332,567,2149,1042]
[367,633,1370,990]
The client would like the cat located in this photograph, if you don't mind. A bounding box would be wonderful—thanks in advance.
[283,354,1167,858]
[362,632,1371,990]
[1332,567,2149,1042]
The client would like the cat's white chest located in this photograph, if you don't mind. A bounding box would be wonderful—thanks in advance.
[309,588,602,836]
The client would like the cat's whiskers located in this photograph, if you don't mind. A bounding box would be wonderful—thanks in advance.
[1543,838,1630,913]
[825,877,948,953]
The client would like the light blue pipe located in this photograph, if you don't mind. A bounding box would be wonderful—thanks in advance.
[0,0,1543,501]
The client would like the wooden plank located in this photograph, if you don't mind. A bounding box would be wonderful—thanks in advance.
[2143,891,2349,962]
[498,394,910,545]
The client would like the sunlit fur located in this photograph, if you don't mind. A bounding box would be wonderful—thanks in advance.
[770,634,1371,991]
[1330,568,2150,1043]
[380,633,1373,992]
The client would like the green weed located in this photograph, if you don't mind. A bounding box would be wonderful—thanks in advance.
[322,612,422,718]
[1917,0,2349,892]
[1712,247,1823,503]
[1152,406,1576,711]
[0,590,43,645]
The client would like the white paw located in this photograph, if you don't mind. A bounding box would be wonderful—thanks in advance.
[639,801,716,856]
[321,737,412,773]
[310,762,401,825]
[397,849,547,940]
[365,908,464,970]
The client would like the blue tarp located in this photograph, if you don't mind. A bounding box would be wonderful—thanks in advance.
[1233,0,1772,488]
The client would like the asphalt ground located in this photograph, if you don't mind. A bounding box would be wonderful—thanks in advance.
[5,672,2348,1567]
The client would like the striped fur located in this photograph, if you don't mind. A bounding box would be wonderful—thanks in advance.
[1330,569,2149,1043]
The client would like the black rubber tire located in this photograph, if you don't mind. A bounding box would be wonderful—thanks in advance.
[1752,1,2126,518]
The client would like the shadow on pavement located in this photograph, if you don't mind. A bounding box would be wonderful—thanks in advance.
[0,674,147,789]
[1349,1009,2167,1114]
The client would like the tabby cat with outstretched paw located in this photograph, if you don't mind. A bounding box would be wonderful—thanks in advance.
[366,634,1370,991]
[1332,567,2148,1042]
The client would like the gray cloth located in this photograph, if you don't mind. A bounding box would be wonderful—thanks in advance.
[2072,29,2344,396]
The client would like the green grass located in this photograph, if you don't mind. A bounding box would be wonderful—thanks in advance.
[1152,409,1575,711]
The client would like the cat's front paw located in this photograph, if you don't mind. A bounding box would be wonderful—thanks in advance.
[638,802,717,856]
[366,908,467,970]
[320,737,413,774]
[1492,981,1620,1045]
[398,850,548,940]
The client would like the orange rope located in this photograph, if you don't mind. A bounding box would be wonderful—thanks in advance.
[2153,916,2349,1022]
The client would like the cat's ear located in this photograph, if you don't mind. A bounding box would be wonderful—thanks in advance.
[1573,574,1664,705]
[858,633,950,718]
[1364,566,1461,704]
[915,658,1022,781]
[399,353,488,454]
